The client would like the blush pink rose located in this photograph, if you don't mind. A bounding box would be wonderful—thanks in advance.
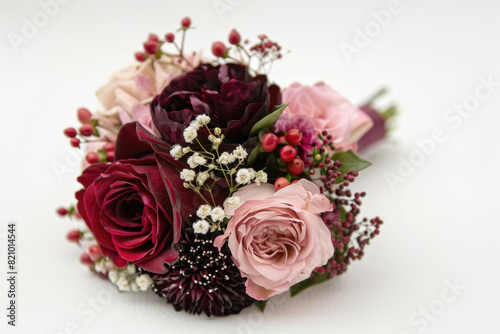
[214,180,334,300]
[282,82,373,150]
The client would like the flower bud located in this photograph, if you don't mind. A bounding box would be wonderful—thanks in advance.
[143,40,158,55]
[212,41,226,57]
[86,152,99,164]
[67,230,81,243]
[87,245,102,261]
[165,33,175,43]
[77,108,92,124]
[57,207,68,216]
[80,253,94,266]
[70,138,80,148]
[229,29,241,45]
[148,33,159,42]
[64,127,77,138]
[181,17,191,28]
[135,51,146,62]
[79,123,94,137]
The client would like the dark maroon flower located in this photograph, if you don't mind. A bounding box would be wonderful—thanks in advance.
[150,228,254,316]
[151,63,281,145]
[76,151,196,274]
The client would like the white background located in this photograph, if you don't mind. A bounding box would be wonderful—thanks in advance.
[1,0,499,333]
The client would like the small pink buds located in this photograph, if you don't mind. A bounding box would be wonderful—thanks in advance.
[229,29,241,45]
[212,41,227,57]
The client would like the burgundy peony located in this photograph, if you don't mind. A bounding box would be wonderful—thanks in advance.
[76,153,195,274]
[150,63,280,145]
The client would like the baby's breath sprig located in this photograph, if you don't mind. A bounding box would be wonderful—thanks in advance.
[170,114,268,233]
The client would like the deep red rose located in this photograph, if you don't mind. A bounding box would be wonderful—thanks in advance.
[150,63,281,145]
[76,152,194,274]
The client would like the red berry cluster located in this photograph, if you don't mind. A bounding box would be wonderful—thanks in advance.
[250,34,282,60]
[63,107,114,164]
[211,30,284,75]
[134,17,196,71]
[63,107,94,148]
[259,129,306,191]
[211,29,241,58]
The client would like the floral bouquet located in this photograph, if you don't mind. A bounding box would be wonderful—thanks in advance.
[58,17,395,317]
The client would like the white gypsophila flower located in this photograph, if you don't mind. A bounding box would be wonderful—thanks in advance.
[187,153,207,168]
[232,145,248,160]
[213,138,222,147]
[170,145,183,159]
[214,128,221,135]
[208,134,216,143]
[190,120,201,130]
[193,220,210,234]
[248,168,257,179]
[136,274,154,291]
[104,259,115,272]
[196,171,209,186]
[116,277,131,292]
[223,196,240,211]
[217,152,236,165]
[130,282,139,292]
[182,147,191,154]
[94,259,107,274]
[235,169,252,185]
[254,170,268,186]
[210,207,225,222]
[207,164,216,171]
[197,204,212,219]
[183,126,197,143]
[126,264,136,275]
[108,271,119,284]
[180,169,196,182]
[196,114,210,125]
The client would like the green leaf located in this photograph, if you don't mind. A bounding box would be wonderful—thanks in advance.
[331,149,371,174]
[249,103,289,137]
[290,272,329,297]
[247,145,261,166]
[67,205,76,217]
[254,300,268,312]
[91,119,100,137]
[258,130,268,142]
[339,205,347,222]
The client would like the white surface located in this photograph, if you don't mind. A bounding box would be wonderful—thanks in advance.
[1,0,499,333]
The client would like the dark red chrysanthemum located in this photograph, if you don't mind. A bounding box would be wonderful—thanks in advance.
[148,228,254,316]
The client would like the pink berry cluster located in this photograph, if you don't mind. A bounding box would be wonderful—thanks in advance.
[133,17,196,70]
[62,107,115,164]
[211,30,284,75]
[249,34,283,59]
[63,107,93,148]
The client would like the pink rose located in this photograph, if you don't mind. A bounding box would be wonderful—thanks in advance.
[94,53,201,135]
[214,180,334,300]
[281,82,373,150]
